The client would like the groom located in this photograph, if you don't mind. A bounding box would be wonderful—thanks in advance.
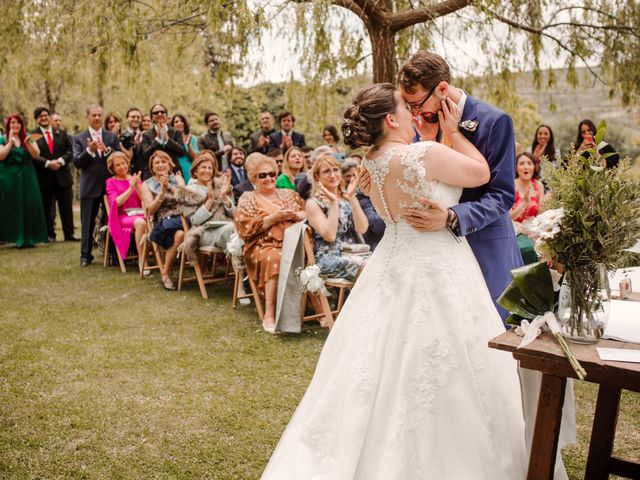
[398,51,523,322]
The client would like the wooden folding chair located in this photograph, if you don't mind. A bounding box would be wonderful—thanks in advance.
[102,195,138,273]
[177,217,234,300]
[300,227,355,330]
[138,211,164,279]
[232,262,264,321]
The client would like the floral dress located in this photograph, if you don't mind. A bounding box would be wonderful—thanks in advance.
[234,189,304,291]
[311,197,367,281]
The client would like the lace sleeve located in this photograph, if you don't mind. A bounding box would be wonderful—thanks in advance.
[234,192,266,241]
[396,142,435,209]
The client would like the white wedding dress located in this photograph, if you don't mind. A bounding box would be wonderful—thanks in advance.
[261,142,528,480]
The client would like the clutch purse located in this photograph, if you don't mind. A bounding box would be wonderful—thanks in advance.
[123,208,145,217]
[341,243,370,254]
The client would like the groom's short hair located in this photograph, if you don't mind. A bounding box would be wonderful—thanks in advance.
[398,51,451,94]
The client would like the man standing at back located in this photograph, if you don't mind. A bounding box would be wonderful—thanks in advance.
[269,111,306,151]
[397,51,522,322]
[248,111,276,155]
[198,112,234,171]
[30,107,78,243]
[73,104,120,267]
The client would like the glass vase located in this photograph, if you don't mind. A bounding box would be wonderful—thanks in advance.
[557,263,611,344]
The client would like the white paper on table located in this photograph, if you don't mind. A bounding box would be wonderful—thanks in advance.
[608,266,640,293]
[596,347,640,363]
[603,300,640,343]
[624,239,640,254]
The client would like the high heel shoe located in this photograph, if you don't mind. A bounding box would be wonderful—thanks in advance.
[262,321,276,334]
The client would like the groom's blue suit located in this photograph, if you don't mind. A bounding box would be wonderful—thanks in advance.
[449,95,523,322]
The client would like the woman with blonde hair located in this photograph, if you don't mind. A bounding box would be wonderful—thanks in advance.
[275,146,306,191]
[235,154,306,332]
[306,154,369,280]
[105,151,147,270]
[140,150,186,290]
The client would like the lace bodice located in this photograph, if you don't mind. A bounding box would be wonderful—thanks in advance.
[363,142,462,225]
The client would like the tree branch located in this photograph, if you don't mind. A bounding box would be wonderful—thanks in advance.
[390,0,471,32]
[489,10,607,85]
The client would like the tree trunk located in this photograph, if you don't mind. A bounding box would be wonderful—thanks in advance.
[369,23,396,84]
[44,80,57,113]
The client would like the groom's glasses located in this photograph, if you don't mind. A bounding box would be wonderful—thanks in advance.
[406,85,439,124]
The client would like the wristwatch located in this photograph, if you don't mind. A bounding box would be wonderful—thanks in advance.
[446,208,460,237]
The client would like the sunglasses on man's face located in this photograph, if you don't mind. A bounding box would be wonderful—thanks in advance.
[152,110,166,115]
[257,171,277,179]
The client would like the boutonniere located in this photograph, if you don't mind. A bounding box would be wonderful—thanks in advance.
[459,120,479,133]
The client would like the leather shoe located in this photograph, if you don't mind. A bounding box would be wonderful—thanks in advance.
[80,257,92,267]
[65,236,81,242]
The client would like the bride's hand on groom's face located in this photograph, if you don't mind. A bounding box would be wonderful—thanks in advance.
[402,197,447,232]
[439,97,461,135]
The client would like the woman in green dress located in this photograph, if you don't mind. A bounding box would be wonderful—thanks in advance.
[275,146,306,190]
[0,114,48,248]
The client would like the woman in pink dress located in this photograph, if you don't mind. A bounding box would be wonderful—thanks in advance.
[105,152,147,271]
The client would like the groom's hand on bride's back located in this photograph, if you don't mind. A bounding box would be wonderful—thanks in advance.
[402,198,448,231]
[358,165,371,196]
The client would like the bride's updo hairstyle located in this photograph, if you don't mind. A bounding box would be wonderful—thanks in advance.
[342,83,397,149]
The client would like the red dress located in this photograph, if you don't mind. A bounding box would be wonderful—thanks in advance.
[513,179,540,223]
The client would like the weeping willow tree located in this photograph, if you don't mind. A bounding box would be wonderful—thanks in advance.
[290,0,640,106]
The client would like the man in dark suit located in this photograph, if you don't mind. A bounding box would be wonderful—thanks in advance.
[30,107,78,242]
[248,111,276,154]
[73,104,120,266]
[140,104,183,176]
[269,111,306,151]
[122,107,147,177]
[226,146,248,188]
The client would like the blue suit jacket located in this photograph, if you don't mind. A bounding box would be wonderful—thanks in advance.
[449,96,523,321]
[268,130,306,150]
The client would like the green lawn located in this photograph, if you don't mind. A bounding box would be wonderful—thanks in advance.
[0,237,638,479]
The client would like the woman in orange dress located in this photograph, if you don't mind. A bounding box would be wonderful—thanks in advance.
[235,154,305,333]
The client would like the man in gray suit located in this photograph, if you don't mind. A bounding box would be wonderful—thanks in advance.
[73,104,120,266]
[198,112,234,171]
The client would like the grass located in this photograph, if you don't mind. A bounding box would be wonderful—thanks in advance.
[0,234,638,479]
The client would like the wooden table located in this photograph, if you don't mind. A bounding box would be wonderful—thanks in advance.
[489,331,640,480]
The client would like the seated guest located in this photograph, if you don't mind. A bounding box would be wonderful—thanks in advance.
[105,152,147,271]
[269,111,306,150]
[295,145,333,200]
[227,146,248,187]
[276,146,306,190]
[105,112,122,135]
[301,145,313,171]
[140,151,186,290]
[348,153,363,165]
[306,155,369,280]
[183,152,251,303]
[170,114,199,182]
[510,152,545,265]
[0,114,47,248]
[268,147,284,175]
[248,111,276,154]
[342,160,385,251]
[235,155,306,333]
[140,104,183,174]
[232,152,262,204]
[576,119,619,169]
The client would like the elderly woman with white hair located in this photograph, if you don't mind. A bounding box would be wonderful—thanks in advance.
[234,154,306,332]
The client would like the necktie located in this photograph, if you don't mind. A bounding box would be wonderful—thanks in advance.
[45,130,54,155]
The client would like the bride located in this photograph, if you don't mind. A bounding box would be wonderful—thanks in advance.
[261,83,528,479]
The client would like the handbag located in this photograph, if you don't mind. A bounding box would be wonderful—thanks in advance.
[124,208,145,217]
